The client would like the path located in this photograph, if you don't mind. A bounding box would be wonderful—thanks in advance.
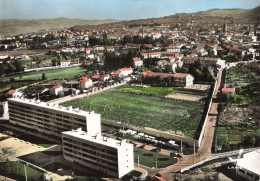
[156,69,223,180]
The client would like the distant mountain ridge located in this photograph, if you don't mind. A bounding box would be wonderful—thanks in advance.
[168,6,260,21]
[0,18,118,36]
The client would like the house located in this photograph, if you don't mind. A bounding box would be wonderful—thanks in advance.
[106,46,115,52]
[91,75,101,81]
[181,57,225,67]
[6,90,23,98]
[165,46,181,53]
[100,74,110,82]
[222,88,235,98]
[79,77,92,89]
[50,85,63,96]
[0,102,8,116]
[133,57,143,68]
[117,67,133,77]
[236,149,260,181]
[143,44,153,50]
[92,45,105,52]
[141,71,193,87]
[60,60,70,67]
[85,47,92,54]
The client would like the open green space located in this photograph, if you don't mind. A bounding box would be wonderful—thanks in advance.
[225,64,256,84]
[0,81,35,93]
[1,67,86,81]
[0,162,44,181]
[63,90,204,138]
[216,125,260,151]
[115,85,178,96]
[134,147,177,168]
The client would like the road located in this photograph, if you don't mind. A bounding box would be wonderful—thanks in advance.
[155,69,224,180]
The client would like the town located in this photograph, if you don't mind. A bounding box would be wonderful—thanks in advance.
[0,2,259,181]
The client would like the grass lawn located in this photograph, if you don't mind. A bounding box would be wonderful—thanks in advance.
[134,147,177,168]
[63,90,204,138]
[1,67,86,81]
[115,85,178,96]
[0,81,35,93]
[0,162,44,181]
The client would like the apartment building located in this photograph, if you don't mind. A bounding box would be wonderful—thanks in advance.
[62,128,134,178]
[8,98,101,140]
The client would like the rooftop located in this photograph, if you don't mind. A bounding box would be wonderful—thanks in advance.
[62,128,132,149]
[222,88,235,92]
[7,97,99,117]
[237,149,260,175]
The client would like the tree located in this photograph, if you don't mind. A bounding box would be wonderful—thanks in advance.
[9,78,15,83]
[41,73,47,80]
[242,135,255,147]
[57,91,64,98]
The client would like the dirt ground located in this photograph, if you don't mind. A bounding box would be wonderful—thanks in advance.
[165,93,206,101]
[0,133,46,160]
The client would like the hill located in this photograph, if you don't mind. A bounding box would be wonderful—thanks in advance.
[0,18,118,36]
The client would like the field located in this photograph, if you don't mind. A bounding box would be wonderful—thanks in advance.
[1,67,86,81]
[63,90,204,138]
[115,85,178,96]
[225,64,256,84]
[134,147,177,168]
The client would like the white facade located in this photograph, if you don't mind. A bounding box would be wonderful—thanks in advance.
[62,128,134,178]
[50,85,63,96]
[100,74,110,82]
[60,60,70,67]
[236,149,260,181]
[118,68,133,77]
[79,77,92,89]
[7,98,101,138]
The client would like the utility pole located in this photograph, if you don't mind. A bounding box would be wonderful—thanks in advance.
[181,140,182,154]
[24,163,28,181]
[138,155,140,168]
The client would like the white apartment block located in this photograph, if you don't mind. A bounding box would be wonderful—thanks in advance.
[8,98,101,139]
[62,128,134,178]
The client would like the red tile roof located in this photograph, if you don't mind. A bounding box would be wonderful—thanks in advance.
[153,176,167,181]
[79,77,90,82]
[133,57,141,62]
[118,67,132,72]
[102,74,109,77]
[52,85,62,89]
[222,88,235,92]
[0,102,3,106]
[6,90,16,95]
[85,47,92,51]
[142,71,188,78]
[143,44,153,48]
[92,75,101,79]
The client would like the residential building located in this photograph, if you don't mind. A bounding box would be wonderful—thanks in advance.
[79,77,92,89]
[91,75,101,81]
[117,67,133,77]
[142,72,193,87]
[181,57,225,67]
[62,128,134,178]
[236,149,260,181]
[60,60,70,67]
[50,85,63,96]
[133,57,143,68]
[100,74,110,82]
[6,90,23,98]
[165,46,181,53]
[7,98,101,140]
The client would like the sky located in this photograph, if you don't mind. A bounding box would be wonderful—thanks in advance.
[0,0,259,20]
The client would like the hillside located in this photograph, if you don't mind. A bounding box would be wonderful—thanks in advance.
[0,18,118,36]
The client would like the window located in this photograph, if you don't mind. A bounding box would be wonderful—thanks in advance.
[247,172,254,178]
[239,169,245,174]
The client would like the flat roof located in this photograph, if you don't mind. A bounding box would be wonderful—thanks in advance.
[237,149,260,175]
[8,98,100,117]
[62,128,133,149]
